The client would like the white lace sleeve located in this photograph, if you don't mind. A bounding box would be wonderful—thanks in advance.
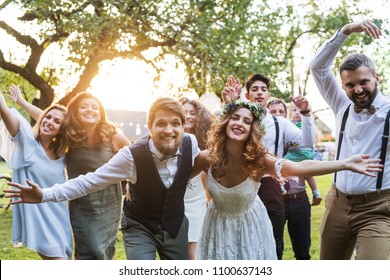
[274,159,298,185]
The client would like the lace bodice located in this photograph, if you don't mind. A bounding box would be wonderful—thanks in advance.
[207,171,260,215]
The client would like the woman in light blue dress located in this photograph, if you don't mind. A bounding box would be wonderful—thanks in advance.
[0,89,72,260]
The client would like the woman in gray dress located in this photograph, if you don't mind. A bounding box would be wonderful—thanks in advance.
[64,92,129,259]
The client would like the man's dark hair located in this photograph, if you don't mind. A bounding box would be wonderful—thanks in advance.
[245,73,271,93]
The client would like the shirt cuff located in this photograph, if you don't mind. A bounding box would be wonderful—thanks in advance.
[42,188,54,202]
[300,113,312,120]
[329,28,349,44]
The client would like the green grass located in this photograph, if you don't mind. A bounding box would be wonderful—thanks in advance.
[0,207,126,260]
[0,161,332,260]
[0,161,127,260]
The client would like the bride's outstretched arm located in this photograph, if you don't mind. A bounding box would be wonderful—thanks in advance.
[264,153,383,179]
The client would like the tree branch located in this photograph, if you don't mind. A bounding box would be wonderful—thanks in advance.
[0,0,12,10]
[0,49,54,108]
[0,20,39,49]
[286,23,321,54]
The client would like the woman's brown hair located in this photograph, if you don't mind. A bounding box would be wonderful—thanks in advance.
[64,92,117,149]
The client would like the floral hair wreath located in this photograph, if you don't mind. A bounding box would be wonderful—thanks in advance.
[221,99,266,123]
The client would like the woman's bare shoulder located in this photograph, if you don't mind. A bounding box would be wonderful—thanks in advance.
[112,131,130,151]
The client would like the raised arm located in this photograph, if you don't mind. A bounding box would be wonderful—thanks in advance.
[309,20,382,114]
[290,87,315,147]
[0,91,20,137]
[8,84,43,121]
[221,75,242,103]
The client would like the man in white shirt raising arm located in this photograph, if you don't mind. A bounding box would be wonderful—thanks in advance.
[310,20,390,260]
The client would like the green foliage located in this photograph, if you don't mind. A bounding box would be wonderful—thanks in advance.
[0,0,389,106]
[0,69,39,121]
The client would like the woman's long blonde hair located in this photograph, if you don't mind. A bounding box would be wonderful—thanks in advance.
[32,104,68,158]
[206,104,268,181]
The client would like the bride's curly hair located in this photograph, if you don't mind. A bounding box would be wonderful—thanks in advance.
[206,103,268,181]
[64,92,117,150]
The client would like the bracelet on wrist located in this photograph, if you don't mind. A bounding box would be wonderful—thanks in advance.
[300,109,310,115]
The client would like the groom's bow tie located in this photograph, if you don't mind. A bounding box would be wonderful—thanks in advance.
[160,154,181,161]
[354,105,376,114]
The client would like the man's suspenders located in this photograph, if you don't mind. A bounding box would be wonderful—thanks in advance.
[333,105,351,184]
[334,104,390,192]
[273,116,279,156]
[376,109,390,192]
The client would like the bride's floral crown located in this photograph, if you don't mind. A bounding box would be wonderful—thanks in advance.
[221,99,266,123]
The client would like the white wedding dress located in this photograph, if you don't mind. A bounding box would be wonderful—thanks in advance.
[196,170,277,260]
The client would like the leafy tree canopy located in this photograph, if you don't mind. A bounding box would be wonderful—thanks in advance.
[0,0,388,109]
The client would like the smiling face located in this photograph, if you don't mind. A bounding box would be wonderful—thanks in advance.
[341,66,379,109]
[77,97,101,126]
[39,108,65,139]
[226,107,254,143]
[245,80,271,107]
[268,102,287,118]
[183,102,196,133]
[149,109,184,156]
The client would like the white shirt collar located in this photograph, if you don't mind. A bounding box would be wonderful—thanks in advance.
[372,90,385,109]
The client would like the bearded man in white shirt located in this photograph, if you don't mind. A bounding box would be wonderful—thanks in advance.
[310,20,390,260]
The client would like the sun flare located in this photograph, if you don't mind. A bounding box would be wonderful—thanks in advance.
[89,59,155,112]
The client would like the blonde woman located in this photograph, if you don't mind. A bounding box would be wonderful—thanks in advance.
[0,89,72,260]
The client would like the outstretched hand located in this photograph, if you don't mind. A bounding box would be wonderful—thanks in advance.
[221,75,242,103]
[3,180,43,204]
[341,20,382,39]
[346,154,383,177]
